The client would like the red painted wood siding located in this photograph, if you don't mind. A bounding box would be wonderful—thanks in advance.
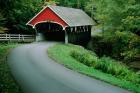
[29,7,68,27]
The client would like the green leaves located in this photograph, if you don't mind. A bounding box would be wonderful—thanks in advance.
[0,13,8,33]
[0,44,22,93]
[70,48,140,84]
[0,0,42,33]
[85,0,140,34]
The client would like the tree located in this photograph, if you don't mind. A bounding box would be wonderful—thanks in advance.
[85,0,140,34]
[57,0,88,9]
[0,0,43,34]
[0,11,8,33]
[85,0,140,62]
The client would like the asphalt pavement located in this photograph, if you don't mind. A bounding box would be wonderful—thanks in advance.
[8,42,132,93]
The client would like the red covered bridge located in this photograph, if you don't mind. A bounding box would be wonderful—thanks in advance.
[26,6,94,45]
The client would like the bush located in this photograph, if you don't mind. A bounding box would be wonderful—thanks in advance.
[70,49,140,84]
[88,31,140,62]
[99,57,140,84]
[0,44,22,93]
[87,35,113,57]
[70,49,98,67]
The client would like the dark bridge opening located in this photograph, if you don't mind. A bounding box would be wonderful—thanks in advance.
[35,22,92,47]
[66,27,91,47]
[35,22,65,41]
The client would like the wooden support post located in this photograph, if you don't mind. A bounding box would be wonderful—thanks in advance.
[75,27,77,32]
[87,26,92,41]
[86,26,88,31]
[34,27,38,42]
[70,27,73,32]
[84,26,86,32]
[65,30,68,44]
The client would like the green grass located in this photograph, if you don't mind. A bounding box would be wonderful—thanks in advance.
[48,44,140,93]
[70,50,140,84]
[0,43,22,93]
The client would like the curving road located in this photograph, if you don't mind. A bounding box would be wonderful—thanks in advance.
[8,42,132,93]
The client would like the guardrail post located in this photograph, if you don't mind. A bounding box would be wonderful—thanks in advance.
[9,34,11,42]
[22,35,24,42]
[18,34,20,41]
[6,34,7,40]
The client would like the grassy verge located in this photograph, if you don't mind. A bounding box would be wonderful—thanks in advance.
[48,44,140,93]
[0,43,22,93]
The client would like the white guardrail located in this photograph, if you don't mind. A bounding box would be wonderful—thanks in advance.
[0,34,35,42]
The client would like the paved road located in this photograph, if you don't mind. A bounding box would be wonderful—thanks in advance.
[8,42,132,93]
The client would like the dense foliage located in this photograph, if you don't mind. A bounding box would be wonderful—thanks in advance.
[70,49,140,84]
[0,0,43,34]
[88,31,140,63]
[85,0,140,64]
[85,0,140,33]
[0,44,22,93]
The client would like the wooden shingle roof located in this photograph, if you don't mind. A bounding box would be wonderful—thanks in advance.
[49,6,94,27]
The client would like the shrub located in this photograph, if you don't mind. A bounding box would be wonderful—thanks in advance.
[88,31,140,62]
[70,49,140,84]
[99,57,140,84]
[121,49,140,62]
[70,49,98,67]
[87,35,113,57]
